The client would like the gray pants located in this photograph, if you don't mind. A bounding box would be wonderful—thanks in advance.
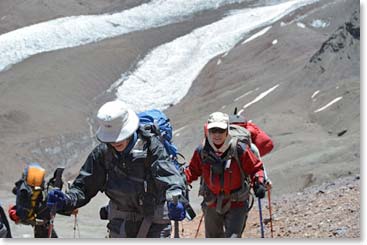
[108,219,171,238]
[203,201,249,238]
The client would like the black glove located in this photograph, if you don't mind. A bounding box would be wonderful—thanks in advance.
[254,181,266,199]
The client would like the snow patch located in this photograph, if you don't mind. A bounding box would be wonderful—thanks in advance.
[297,22,306,28]
[0,0,248,73]
[272,39,278,45]
[311,19,329,28]
[234,90,253,102]
[238,84,280,114]
[173,125,187,135]
[311,90,320,99]
[241,26,272,45]
[115,0,318,111]
[314,97,343,113]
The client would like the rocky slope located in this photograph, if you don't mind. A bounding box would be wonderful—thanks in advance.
[179,175,360,239]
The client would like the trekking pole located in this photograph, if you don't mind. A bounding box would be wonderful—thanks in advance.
[66,181,80,238]
[48,205,56,238]
[73,211,80,238]
[258,197,264,238]
[194,213,204,238]
[73,213,77,238]
[267,188,274,238]
[48,167,64,238]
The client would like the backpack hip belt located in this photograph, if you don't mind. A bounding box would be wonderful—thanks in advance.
[109,202,144,222]
[228,185,250,202]
[200,182,249,211]
[214,188,250,215]
[108,201,169,225]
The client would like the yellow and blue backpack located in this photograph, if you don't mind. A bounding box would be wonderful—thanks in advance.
[15,163,46,222]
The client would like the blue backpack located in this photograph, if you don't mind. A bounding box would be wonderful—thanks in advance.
[138,109,196,220]
[138,109,182,170]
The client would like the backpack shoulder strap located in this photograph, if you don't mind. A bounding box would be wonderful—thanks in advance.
[198,138,218,162]
[133,127,151,166]
[230,139,249,181]
[136,128,155,192]
[231,139,254,210]
[144,140,153,183]
[197,144,205,161]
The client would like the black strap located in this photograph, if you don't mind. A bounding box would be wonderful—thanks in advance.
[138,130,154,238]
[136,217,153,238]
[142,132,153,187]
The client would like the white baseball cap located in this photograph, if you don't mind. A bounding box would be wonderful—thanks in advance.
[207,112,229,129]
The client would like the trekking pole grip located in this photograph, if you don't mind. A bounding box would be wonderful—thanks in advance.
[172,195,180,238]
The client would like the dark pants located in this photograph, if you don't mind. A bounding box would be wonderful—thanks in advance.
[108,219,171,238]
[34,224,58,238]
[203,201,249,238]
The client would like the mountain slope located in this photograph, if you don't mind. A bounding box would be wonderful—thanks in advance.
[166,0,360,196]
[181,175,360,238]
[0,0,361,239]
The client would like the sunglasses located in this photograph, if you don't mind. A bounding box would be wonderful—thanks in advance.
[209,128,227,134]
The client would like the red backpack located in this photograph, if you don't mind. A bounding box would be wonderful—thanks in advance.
[228,114,273,157]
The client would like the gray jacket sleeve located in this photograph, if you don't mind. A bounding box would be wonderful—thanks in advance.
[148,136,186,202]
[62,144,107,211]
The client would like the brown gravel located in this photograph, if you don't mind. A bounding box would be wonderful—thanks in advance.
[175,175,360,239]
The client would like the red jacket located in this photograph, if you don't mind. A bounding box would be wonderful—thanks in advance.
[184,143,264,196]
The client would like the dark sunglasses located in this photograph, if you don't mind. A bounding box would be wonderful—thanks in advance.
[209,128,227,134]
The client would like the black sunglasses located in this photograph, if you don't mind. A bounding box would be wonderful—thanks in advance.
[209,128,227,134]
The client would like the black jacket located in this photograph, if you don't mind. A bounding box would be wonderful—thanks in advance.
[62,128,186,219]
